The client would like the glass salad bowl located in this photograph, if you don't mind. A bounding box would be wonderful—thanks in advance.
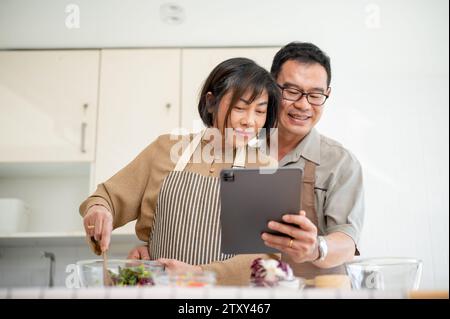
[345,257,423,291]
[77,259,165,287]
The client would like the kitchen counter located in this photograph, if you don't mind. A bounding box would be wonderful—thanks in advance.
[0,286,409,299]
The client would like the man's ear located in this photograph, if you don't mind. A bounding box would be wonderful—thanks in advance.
[326,87,332,98]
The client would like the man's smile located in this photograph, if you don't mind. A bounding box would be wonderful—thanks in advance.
[287,110,312,124]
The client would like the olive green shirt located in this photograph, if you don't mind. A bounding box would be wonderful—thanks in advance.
[279,128,365,248]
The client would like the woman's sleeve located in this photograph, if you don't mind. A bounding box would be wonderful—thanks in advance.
[200,253,281,286]
[79,139,156,229]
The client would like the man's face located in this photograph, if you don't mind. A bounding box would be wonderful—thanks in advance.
[276,60,330,140]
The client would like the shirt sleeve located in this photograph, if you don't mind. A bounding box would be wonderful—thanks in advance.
[323,148,365,254]
[79,138,156,231]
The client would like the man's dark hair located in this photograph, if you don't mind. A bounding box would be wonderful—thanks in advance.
[198,57,279,131]
[270,42,332,87]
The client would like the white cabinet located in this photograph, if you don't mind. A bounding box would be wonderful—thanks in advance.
[181,47,280,132]
[0,50,99,238]
[93,49,181,234]
[94,49,181,187]
[0,50,99,162]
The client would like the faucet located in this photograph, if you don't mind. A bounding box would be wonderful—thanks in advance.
[42,251,55,287]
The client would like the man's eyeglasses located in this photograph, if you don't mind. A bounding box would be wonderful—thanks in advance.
[277,84,329,106]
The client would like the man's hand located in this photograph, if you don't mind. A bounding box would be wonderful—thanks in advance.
[83,205,113,253]
[157,258,203,274]
[261,210,319,263]
[127,245,150,260]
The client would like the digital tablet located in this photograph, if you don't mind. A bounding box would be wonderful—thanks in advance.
[219,167,303,254]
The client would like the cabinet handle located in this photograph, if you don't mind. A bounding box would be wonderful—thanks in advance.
[81,122,87,153]
[81,103,88,154]
[165,103,171,109]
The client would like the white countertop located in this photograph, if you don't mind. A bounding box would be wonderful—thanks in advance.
[0,286,407,299]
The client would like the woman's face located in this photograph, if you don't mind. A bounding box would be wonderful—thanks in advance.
[215,90,269,147]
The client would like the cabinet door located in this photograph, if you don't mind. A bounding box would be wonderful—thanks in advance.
[181,48,281,132]
[94,49,181,187]
[0,50,99,162]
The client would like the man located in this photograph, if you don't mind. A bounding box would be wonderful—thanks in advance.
[260,42,364,278]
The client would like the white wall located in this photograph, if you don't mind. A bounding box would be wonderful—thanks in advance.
[0,0,446,51]
[0,0,448,290]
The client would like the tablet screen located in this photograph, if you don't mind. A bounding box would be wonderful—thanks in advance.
[219,167,302,254]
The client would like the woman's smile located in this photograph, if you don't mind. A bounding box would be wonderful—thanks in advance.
[234,128,256,139]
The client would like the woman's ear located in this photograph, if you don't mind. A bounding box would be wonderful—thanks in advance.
[206,92,215,113]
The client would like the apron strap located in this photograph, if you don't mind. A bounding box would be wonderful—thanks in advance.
[302,159,319,226]
[282,159,346,279]
[232,146,246,169]
[174,131,205,172]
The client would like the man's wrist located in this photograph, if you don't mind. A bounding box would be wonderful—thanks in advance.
[315,236,328,262]
[311,238,321,262]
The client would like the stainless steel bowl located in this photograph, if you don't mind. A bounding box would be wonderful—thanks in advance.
[345,257,423,291]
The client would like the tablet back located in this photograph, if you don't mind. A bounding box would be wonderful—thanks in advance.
[219,167,302,254]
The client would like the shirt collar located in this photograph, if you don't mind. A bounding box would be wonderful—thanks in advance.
[281,128,321,166]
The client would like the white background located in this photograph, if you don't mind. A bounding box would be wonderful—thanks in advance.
[0,0,448,290]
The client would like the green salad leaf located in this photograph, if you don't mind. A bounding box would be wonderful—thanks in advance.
[108,264,154,286]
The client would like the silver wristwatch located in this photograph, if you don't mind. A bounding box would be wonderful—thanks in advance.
[317,236,328,261]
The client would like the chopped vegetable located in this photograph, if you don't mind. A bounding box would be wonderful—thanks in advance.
[108,264,154,286]
[250,258,294,287]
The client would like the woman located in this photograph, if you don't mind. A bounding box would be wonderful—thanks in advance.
[79,57,280,285]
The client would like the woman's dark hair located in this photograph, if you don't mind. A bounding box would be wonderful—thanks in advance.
[198,57,279,131]
[271,42,332,87]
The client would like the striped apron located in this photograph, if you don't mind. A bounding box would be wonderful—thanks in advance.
[148,131,246,265]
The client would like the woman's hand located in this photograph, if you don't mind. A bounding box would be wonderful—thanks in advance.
[83,204,113,253]
[261,210,319,263]
[157,258,203,274]
[127,245,150,260]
